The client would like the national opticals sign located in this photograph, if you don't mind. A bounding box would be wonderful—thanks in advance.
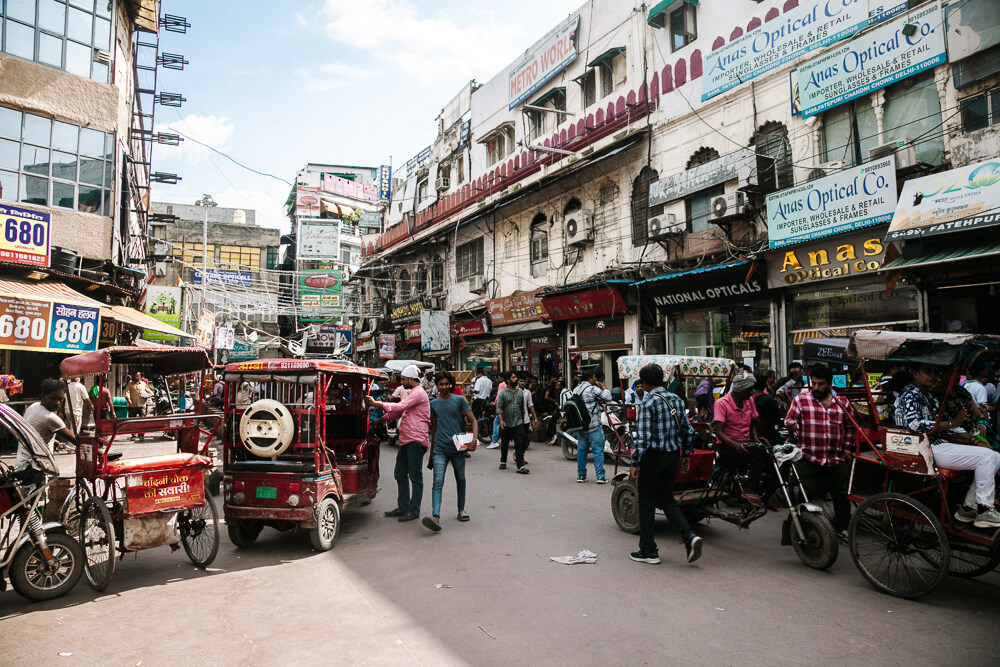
[766,157,896,248]
[794,1,946,117]
[509,15,580,110]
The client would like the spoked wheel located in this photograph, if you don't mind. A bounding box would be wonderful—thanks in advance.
[227,519,263,549]
[310,497,341,551]
[792,511,839,570]
[180,495,220,567]
[849,492,949,599]
[79,496,116,591]
[611,479,640,534]
[10,532,84,601]
[944,539,1000,579]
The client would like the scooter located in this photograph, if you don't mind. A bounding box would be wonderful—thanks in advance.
[557,401,629,462]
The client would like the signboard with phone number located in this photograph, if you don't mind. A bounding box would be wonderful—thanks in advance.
[0,293,100,353]
[0,204,50,267]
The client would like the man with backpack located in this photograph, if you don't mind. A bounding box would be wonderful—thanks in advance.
[572,369,612,483]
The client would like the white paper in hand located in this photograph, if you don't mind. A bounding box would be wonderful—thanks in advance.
[452,433,475,451]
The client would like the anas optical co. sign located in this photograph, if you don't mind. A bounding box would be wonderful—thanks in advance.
[509,15,580,110]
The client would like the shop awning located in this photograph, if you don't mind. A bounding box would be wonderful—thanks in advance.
[648,0,697,27]
[103,305,193,339]
[0,277,107,308]
[880,239,1000,271]
[587,47,626,69]
[632,261,747,287]
[531,87,566,107]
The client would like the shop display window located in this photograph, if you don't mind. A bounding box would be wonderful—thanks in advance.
[669,303,772,371]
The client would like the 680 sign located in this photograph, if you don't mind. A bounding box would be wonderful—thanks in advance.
[0,204,51,267]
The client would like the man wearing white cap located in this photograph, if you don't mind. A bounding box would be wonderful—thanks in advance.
[365,365,431,522]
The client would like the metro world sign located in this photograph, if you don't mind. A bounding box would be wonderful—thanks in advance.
[509,15,580,110]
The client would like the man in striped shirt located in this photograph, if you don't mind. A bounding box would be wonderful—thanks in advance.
[629,364,703,565]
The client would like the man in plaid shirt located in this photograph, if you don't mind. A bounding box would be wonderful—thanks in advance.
[784,364,855,535]
[629,364,703,565]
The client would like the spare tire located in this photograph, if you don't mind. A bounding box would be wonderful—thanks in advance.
[240,399,295,457]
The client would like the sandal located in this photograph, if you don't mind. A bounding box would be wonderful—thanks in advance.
[457,511,470,522]
[741,492,764,508]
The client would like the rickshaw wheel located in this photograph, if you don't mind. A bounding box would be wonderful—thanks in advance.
[80,496,116,591]
[944,539,1000,579]
[611,480,641,534]
[792,511,838,570]
[227,519,263,548]
[180,495,220,567]
[310,497,341,551]
[849,492,950,599]
[10,532,84,601]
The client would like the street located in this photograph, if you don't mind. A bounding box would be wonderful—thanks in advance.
[2,438,999,666]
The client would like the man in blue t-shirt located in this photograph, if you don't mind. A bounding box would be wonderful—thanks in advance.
[424,371,478,531]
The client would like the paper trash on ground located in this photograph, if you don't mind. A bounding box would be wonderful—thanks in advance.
[549,549,598,565]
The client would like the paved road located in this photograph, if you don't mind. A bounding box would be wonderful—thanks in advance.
[2,440,999,666]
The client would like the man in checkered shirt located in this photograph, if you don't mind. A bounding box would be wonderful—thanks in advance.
[784,364,855,536]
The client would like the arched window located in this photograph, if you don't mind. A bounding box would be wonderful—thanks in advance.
[530,213,548,278]
[563,198,582,216]
[751,121,793,189]
[431,256,444,294]
[399,269,411,300]
[630,167,660,245]
[687,146,720,169]
[415,261,427,294]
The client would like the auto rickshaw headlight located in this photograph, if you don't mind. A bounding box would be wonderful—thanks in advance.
[287,494,300,507]
[232,491,245,505]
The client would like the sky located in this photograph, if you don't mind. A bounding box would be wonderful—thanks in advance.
[151,0,585,231]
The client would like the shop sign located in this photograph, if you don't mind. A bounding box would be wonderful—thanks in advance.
[703,0,870,101]
[298,219,341,259]
[144,286,182,342]
[378,333,395,359]
[404,324,421,344]
[541,286,627,322]
[509,15,580,110]
[649,149,755,206]
[193,270,253,287]
[98,319,119,346]
[310,325,352,353]
[405,146,431,179]
[487,290,544,326]
[766,158,896,248]
[647,264,769,310]
[886,158,1000,240]
[299,269,342,321]
[944,0,999,62]
[453,318,488,337]
[528,335,558,348]
[195,310,215,349]
[377,165,392,204]
[0,204,50,267]
[0,294,100,354]
[574,318,625,348]
[227,338,257,361]
[421,310,450,352]
[794,2,946,118]
[296,186,321,218]
[358,211,381,231]
[391,298,425,325]
[766,232,887,288]
[321,173,377,204]
[357,338,375,352]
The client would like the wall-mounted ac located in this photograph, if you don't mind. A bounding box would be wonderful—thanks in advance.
[565,210,594,246]
[469,275,485,294]
[710,191,748,220]
[868,138,918,171]
[648,213,685,239]
[808,160,846,181]
[435,176,450,191]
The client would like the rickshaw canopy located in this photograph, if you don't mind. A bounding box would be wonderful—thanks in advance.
[223,358,387,381]
[616,355,735,381]
[801,338,855,365]
[382,359,434,374]
[849,330,1000,367]
[60,346,213,378]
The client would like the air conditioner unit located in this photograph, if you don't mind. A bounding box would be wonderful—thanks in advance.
[647,213,684,239]
[469,275,485,294]
[808,160,847,181]
[435,176,450,191]
[710,192,748,220]
[565,210,594,246]
[868,139,918,170]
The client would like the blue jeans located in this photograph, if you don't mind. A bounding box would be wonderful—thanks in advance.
[431,449,467,517]
[577,426,606,479]
[492,416,500,443]
[394,442,425,515]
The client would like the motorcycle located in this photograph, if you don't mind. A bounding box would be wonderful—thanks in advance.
[0,405,84,601]
[556,401,629,462]
[476,402,496,445]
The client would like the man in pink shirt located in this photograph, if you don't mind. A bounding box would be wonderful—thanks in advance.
[365,365,431,521]
[712,371,770,506]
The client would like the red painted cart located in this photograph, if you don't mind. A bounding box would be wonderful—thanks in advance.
[59,347,222,591]
[221,359,386,551]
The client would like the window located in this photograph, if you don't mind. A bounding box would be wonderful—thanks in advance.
[1,0,113,82]
[415,261,427,294]
[961,88,1000,133]
[172,243,215,267]
[219,245,260,269]
[529,213,548,278]
[686,184,724,233]
[416,178,429,205]
[526,108,545,141]
[341,248,352,264]
[599,181,620,205]
[456,237,484,281]
[527,88,566,137]
[399,269,411,300]
[751,121,793,190]
[670,3,697,51]
[822,97,877,166]
[483,124,514,167]
[599,61,614,98]
[431,255,444,293]
[266,246,278,270]
[0,104,113,213]
[631,167,661,245]
[883,72,944,166]
[686,146,719,170]
[582,69,597,109]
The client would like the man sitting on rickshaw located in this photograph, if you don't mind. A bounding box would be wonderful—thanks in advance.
[894,364,1000,529]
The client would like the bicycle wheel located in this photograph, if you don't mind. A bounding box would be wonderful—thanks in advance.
[947,539,1000,579]
[79,496,116,591]
[849,492,949,599]
[180,494,220,567]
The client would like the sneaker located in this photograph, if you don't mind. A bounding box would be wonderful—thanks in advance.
[398,513,419,522]
[954,505,977,524]
[498,462,506,470]
[422,516,441,532]
[685,535,703,564]
[457,511,470,522]
[516,466,530,474]
[487,442,500,449]
[596,477,607,484]
[973,506,1000,529]
[629,550,660,564]
[577,475,586,483]
[384,508,405,518]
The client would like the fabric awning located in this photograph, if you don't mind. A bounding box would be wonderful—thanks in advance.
[880,239,1000,271]
[0,277,107,308]
[103,304,193,339]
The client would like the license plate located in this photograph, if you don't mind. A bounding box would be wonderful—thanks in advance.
[255,486,277,500]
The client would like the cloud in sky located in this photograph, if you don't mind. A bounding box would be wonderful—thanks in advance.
[295,62,378,92]
[154,114,235,164]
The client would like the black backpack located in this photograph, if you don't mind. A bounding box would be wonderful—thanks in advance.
[563,388,595,433]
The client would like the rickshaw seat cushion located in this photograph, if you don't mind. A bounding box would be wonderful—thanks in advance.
[228,460,315,473]
[104,453,212,475]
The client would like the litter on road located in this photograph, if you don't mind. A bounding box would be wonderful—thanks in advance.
[549,549,598,565]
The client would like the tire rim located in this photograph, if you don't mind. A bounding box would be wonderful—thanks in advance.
[182,505,215,562]
[24,543,76,591]
[320,505,337,542]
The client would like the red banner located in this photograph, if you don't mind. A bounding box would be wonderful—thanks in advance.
[487,289,544,326]
[404,324,421,343]
[541,286,627,321]
[452,318,487,337]
[125,468,205,515]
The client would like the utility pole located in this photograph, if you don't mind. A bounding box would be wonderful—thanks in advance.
[196,194,216,358]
